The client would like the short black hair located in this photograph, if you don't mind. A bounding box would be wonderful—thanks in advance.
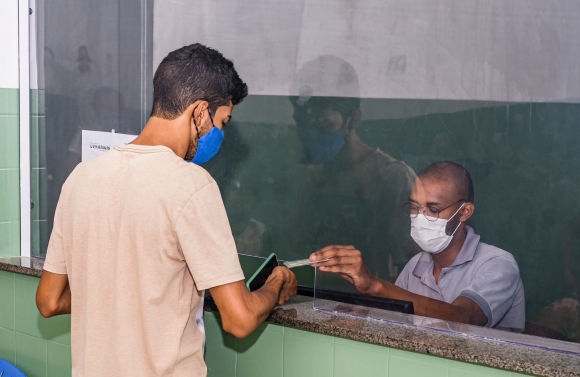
[151,44,248,119]
[292,96,360,123]
[289,55,361,122]
[418,161,475,203]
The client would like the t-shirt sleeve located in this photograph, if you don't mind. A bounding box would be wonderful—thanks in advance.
[459,256,521,328]
[43,199,68,274]
[175,181,244,290]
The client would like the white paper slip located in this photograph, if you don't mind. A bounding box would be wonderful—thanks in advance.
[283,258,330,269]
[81,130,137,162]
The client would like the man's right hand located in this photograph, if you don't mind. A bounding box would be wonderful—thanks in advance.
[209,266,297,339]
[309,245,377,295]
[267,266,298,305]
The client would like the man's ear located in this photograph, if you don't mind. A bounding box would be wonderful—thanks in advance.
[346,108,361,132]
[459,203,475,223]
[184,100,209,122]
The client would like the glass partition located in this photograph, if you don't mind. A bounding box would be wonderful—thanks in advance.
[32,0,580,349]
[182,0,580,347]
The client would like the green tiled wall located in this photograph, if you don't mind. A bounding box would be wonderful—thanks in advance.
[0,271,71,376]
[204,312,536,377]
[0,272,536,377]
[0,88,20,257]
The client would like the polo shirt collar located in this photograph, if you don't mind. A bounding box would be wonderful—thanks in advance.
[411,225,481,278]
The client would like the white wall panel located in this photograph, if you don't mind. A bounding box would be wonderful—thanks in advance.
[154,0,580,102]
[0,0,19,89]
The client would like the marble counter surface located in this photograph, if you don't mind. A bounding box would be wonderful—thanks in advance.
[0,256,44,277]
[2,256,578,376]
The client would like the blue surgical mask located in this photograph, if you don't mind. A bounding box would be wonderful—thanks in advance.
[299,129,345,165]
[192,126,224,164]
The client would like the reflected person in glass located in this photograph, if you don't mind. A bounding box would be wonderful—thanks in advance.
[525,213,580,342]
[73,45,101,126]
[290,55,417,281]
[309,161,526,331]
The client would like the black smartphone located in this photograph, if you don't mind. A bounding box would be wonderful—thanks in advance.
[246,253,278,291]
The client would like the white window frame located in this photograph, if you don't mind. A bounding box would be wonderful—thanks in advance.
[19,0,31,258]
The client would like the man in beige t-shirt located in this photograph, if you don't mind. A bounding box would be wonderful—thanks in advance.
[36,44,297,376]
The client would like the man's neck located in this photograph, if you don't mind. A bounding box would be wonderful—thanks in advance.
[328,131,375,169]
[432,226,467,282]
[131,116,189,158]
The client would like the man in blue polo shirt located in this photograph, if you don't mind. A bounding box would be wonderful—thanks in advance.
[309,161,525,331]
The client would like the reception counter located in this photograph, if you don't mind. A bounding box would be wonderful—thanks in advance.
[1,256,578,377]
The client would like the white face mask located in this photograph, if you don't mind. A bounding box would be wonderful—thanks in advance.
[410,203,466,254]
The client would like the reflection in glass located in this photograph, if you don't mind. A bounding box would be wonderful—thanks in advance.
[290,56,418,281]
[32,0,151,255]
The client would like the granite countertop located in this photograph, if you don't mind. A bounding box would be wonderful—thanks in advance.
[2,257,579,377]
[0,256,44,277]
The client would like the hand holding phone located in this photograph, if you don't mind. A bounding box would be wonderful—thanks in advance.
[246,253,279,291]
[267,267,298,305]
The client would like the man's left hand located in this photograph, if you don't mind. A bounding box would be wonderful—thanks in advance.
[309,245,375,294]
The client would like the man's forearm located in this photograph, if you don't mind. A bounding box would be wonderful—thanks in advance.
[56,284,72,315]
[246,274,285,324]
[364,277,485,325]
[36,272,72,318]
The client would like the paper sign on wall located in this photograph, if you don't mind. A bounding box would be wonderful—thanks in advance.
[81,130,137,162]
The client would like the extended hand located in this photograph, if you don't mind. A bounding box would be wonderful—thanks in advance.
[309,245,375,294]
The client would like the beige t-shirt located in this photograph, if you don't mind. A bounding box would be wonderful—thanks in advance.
[44,144,244,377]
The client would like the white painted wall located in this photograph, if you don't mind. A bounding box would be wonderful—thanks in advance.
[0,0,19,89]
[154,0,580,103]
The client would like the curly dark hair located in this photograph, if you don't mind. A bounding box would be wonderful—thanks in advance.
[151,43,248,119]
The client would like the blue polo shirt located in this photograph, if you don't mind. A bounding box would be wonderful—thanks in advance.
[395,226,525,331]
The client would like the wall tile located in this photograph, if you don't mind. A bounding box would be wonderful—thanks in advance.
[47,341,71,377]
[15,275,48,338]
[389,348,448,377]
[237,322,284,377]
[0,221,20,257]
[0,115,19,169]
[0,327,16,364]
[283,328,334,377]
[334,338,388,377]
[45,315,71,345]
[0,89,18,115]
[13,273,40,283]
[0,270,14,278]
[15,332,47,377]
[0,271,15,330]
[204,312,237,377]
[0,168,20,223]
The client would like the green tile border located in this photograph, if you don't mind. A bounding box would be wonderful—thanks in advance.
[15,332,48,377]
[47,341,71,377]
[0,114,19,170]
[0,327,16,364]
[0,271,15,330]
[0,88,18,115]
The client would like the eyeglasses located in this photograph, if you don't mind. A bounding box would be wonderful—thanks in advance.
[401,199,466,222]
